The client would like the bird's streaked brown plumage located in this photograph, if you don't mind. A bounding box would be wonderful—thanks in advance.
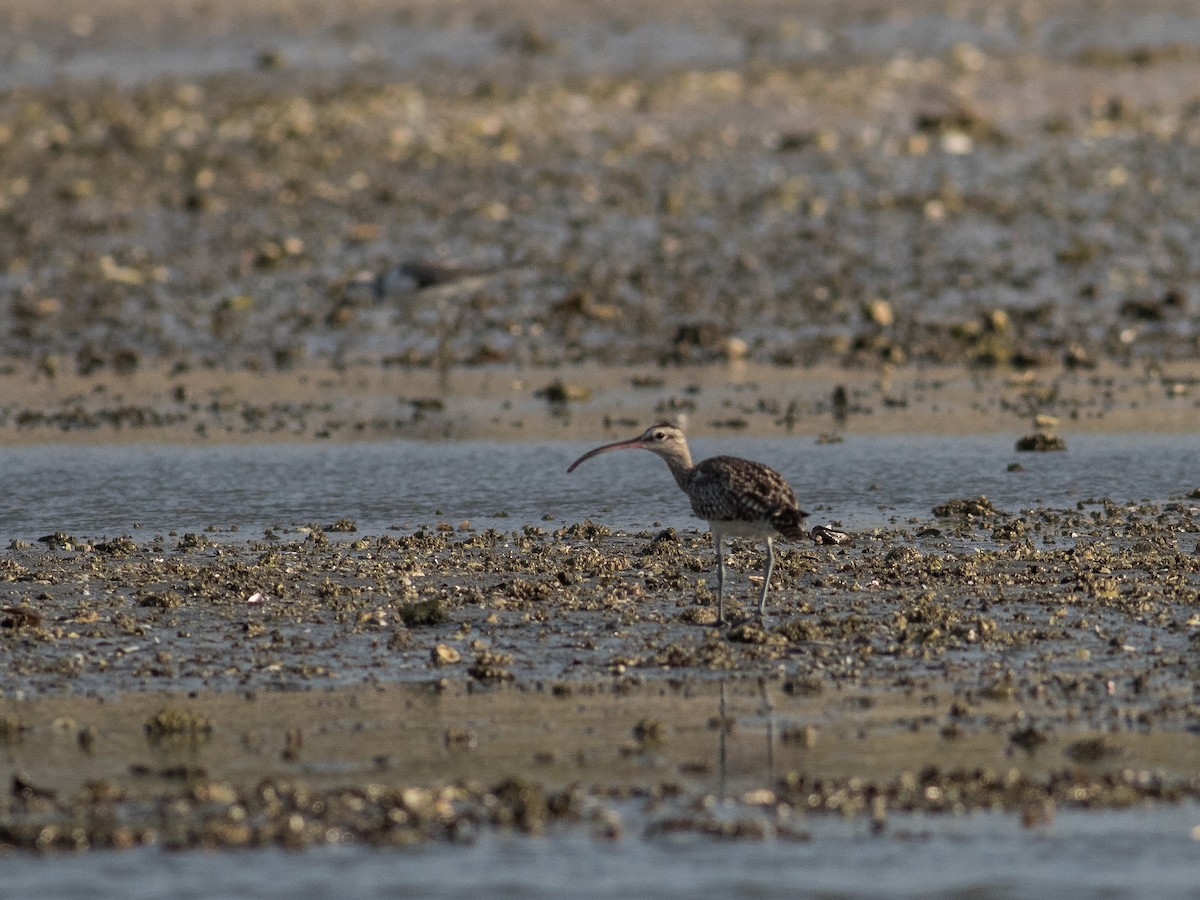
[567,423,809,623]
[686,456,809,540]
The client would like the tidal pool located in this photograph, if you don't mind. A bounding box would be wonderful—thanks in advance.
[2,432,1196,542]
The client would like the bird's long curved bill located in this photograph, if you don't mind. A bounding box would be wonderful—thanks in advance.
[566,438,643,473]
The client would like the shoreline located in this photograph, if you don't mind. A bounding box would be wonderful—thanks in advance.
[1,360,1197,446]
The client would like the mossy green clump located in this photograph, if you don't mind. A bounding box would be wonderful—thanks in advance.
[145,708,213,740]
[398,598,448,627]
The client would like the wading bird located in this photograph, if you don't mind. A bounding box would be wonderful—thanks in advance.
[567,423,808,624]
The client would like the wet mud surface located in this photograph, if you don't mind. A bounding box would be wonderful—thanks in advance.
[4,677,1200,853]
[2,497,1199,850]
[3,0,1200,858]
[4,500,1199,697]
[3,0,1200,447]
[4,0,1200,390]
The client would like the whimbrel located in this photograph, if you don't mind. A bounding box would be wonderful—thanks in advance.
[567,423,808,624]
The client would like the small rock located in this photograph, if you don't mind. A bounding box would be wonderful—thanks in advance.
[399,599,448,627]
[145,708,213,740]
[535,381,591,404]
[1064,736,1123,763]
[1016,433,1066,452]
[811,525,852,545]
[722,336,749,360]
[933,496,998,518]
[467,650,514,682]
[1010,726,1048,753]
[431,644,461,666]
[1,607,42,629]
[863,298,894,327]
[37,531,76,550]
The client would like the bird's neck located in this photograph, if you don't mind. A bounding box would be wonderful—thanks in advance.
[657,450,694,490]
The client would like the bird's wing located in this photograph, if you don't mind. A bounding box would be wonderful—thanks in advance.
[687,456,801,523]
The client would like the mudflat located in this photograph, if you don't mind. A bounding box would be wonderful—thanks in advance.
[1,0,1200,855]
[3,500,1199,850]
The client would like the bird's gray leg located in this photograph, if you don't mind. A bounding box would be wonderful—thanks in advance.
[714,530,726,624]
[758,537,775,619]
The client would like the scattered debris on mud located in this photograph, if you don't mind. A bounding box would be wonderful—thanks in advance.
[4,0,1200,856]
[1,494,1197,850]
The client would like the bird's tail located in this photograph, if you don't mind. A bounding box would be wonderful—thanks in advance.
[771,508,810,542]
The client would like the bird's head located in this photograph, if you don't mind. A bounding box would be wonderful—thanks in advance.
[567,422,691,472]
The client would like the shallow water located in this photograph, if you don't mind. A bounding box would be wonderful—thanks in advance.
[5,804,1199,900]
[1,433,1196,543]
